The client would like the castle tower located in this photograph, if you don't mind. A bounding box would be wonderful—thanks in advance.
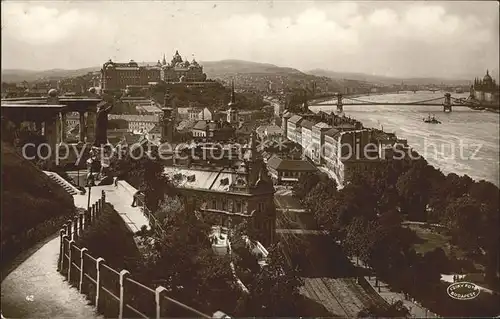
[227,81,238,123]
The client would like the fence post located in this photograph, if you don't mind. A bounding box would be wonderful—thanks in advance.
[119,270,130,319]
[85,209,91,226]
[92,203,97,219]
[66,221,72,240]
[73,216,80,240]
[155,286,167,319]
[95,258,105,311]
[102,190,106,203]
[79,248,88,293]
[68,240,75,284]
[79,213,84,232]
[58,229,66,272]
[62,235,69,274]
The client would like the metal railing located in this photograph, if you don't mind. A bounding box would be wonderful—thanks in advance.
[58,192,220,318]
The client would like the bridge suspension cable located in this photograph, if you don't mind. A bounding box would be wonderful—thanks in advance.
[343,96,445,105]
[406,96,445,104]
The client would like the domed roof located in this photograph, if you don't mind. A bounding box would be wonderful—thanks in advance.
[483,70,492,82]
[48,88,58,97]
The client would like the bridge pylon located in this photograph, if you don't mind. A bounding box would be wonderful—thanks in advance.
[337,93,343,113]
[443,93,452,112]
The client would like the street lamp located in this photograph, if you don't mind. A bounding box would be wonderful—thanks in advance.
[87,157,94,213]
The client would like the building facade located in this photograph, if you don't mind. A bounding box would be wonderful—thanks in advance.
[163,134,276,246]
[100,51,208,92]
[161,51,207,83]
[108,114,160,134]
[472,70,499,104]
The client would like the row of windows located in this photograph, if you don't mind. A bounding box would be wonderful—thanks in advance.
[209,199,267,213]
[280,171,303,177]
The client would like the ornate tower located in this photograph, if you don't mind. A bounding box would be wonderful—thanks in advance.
[227,81,238,123]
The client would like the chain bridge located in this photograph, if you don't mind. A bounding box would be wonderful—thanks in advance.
[315,93,480,113]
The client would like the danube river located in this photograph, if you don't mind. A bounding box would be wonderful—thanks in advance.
[310,91,499,186]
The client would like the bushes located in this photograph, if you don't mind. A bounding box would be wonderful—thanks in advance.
[1,142,75,269]
[76,203,141,272]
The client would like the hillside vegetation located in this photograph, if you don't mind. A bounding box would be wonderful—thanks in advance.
[1,142,75,268]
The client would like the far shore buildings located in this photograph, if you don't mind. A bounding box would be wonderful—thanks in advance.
[100,50,208,92]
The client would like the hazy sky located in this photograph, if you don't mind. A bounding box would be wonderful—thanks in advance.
[2,1,499,78]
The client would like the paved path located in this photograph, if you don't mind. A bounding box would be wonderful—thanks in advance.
[1,237,102,319]
[1,181,148,318]
[73,182,150,232]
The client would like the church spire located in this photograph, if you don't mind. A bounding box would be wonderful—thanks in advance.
[162,53,166,65]
[230,80,235,105]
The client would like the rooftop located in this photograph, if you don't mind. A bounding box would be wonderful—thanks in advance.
[301,120,314,130]
[288,115,303,125]
[109,114,159,122]
[267,155,317,172]
[164,166,248,193]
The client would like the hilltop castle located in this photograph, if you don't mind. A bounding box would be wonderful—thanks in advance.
[100,50,207,92]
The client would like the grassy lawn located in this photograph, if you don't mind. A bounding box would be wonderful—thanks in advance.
[406,224,453,255]
[406,224,486,273]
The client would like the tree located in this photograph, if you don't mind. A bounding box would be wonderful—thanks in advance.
[444,195,483,254]
[303,174,337,214]
[293,172,321,200]
[358,300,410,318]
[396,166,431,221]
[343,217,373,263]
[237,244,303,317]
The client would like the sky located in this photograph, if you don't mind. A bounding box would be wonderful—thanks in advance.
[1,1,499,79]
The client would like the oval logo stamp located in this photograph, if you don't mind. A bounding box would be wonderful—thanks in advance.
[447,282,480,300]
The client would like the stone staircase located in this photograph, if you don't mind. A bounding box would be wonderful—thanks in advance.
[43,171,82,196]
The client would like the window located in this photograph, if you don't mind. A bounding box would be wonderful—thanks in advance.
[236,201,242,212]
[259,202,265,212]
[212,199,217,209]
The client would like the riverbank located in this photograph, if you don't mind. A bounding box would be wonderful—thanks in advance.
[310,92,499,186]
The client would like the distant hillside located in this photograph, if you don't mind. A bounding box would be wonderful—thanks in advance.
[1,60,305,83]
[307,69,473,86]
[202,59,304,78]
[2,60,372,93]
[2,67,99,82]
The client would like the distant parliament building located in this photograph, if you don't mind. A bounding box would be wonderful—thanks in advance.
[471,70,499,104]
[100,50,207,92]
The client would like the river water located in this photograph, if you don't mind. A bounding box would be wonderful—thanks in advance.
[310,91,499,186]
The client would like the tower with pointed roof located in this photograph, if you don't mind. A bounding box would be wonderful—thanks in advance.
[227,81,239,124]
[162,53,167,66]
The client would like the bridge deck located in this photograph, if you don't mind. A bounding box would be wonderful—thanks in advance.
[316,102,463,106]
